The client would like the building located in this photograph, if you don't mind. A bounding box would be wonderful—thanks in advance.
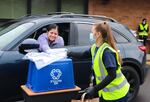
[0,0,88,23]
[0,0,150,30]
[0,0,150,52]
[89,0,150,30]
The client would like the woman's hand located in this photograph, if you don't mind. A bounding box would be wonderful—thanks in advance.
[85,86,95,99]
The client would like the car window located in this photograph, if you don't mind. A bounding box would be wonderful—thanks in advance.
[0,21,20,35]
[111,23,137,42]
[112,30,129,43]
[27,23,70,45]
[76,23,93,45]
[13,22,72,51]
[0,22,35,50]
[76,23,129,45]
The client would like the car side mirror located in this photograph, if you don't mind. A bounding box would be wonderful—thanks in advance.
[19,38,39,54]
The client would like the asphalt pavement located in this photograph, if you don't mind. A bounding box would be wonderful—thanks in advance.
[133,65,150,102]
[133,54,150,102]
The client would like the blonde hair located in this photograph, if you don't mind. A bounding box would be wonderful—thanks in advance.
[93,21,122,64]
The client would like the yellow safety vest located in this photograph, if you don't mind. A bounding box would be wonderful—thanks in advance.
[139,23,149,37]
[91,43,130,100]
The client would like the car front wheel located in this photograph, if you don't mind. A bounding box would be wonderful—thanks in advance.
[122,66,140,102]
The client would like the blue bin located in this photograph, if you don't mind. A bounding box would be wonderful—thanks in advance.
[26,58,75,92]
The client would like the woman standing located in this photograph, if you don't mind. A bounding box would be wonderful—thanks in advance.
[85,22,130,102]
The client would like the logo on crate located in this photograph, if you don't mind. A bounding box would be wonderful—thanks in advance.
[50,69,62,85]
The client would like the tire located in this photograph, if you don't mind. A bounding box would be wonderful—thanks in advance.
[121,66,140,102]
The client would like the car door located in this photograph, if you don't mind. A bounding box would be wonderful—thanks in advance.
[0,22,35,101]
[0,51,29,101]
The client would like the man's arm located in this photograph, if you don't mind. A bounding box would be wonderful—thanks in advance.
[146,25,149,32]
[138,24,143,32]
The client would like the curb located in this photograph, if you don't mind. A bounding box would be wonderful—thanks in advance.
[146,60,150,65]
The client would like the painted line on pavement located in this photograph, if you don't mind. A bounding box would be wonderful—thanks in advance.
[146,61,150,65]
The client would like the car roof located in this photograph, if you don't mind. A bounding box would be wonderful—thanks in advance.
[8,13,118,24]
[4,14,135,39]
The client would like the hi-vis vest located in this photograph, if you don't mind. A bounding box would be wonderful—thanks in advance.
[139,23,149,37]
[91,43,130,100]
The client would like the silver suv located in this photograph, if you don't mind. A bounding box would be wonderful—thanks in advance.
[0,13,146,102]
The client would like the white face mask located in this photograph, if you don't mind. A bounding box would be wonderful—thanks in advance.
[143,21,146,24]
[89,33,95,43]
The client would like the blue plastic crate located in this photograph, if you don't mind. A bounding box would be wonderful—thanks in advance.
[26,58,75,92]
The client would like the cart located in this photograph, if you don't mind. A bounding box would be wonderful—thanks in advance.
[21,85,81,102]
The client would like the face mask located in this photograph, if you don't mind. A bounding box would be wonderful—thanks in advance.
[143,21,146,24]
[89,33,95,43]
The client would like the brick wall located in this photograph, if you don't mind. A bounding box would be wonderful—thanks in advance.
[89,0,150,30]
[89,0,150,52]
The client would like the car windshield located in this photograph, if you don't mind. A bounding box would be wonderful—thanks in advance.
[0,22,35,50]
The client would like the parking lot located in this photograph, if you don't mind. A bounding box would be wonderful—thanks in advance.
[133,66,150,102]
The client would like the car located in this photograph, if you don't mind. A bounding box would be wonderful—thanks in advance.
[0,13,146,102]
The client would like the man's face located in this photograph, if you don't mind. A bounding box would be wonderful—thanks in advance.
[47,28,58,42]
[143,20,147,24]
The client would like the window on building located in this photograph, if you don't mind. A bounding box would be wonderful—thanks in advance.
[61,0,85,14]
[32,0,57,15]
[0,0,26,19]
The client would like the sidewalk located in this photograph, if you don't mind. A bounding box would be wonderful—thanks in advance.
[146,54,150,65]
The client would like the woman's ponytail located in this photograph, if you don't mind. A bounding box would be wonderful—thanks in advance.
[93,21,122,64]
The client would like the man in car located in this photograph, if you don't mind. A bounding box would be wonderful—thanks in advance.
[37,24,64,53]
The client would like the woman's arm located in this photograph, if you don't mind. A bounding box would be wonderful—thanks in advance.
[86,48,117,96]
[67,47,91,59]
[94,68,116,92]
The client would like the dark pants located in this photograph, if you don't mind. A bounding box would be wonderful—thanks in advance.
[139,36,148,46]
[99,93,130,102]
